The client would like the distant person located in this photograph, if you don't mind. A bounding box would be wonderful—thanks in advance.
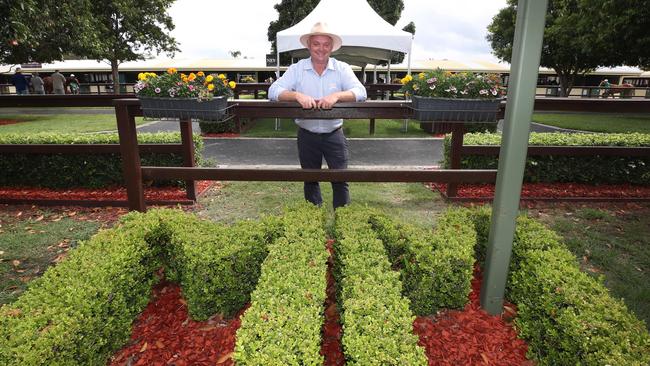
[51,70,66,94]
[268,22,367,209]
[11,67,29,95]
[68,73,80,94]
[599,78,611,98]
[31,72,45,94]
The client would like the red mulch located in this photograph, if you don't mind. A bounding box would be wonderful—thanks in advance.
[428,182,650,200]
[201,133,241,138]
[321,239,345,365]
[0,119,20,126]
[0,181,216,202]
[109,281,244,366]
[414,265,532,365]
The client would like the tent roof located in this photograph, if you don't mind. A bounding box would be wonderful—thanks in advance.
[276,0,412,67]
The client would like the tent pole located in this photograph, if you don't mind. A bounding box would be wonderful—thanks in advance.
[407,36,413,75]
[387,53,391,83]
[373,65,377,84]
[276,48,280,78]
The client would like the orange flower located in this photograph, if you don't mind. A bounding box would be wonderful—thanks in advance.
[167,67,177,74]
[188,73,196,81]
[197,71,205,77]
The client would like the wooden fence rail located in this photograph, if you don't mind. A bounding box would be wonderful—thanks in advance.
[1,95,649,207]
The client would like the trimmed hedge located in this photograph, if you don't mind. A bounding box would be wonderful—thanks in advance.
[234,203,329,365]
[0,210,169,365]
[471,207,650,365]
[0,208,281,365]
[334,205,428,365]
[444,132,650,184]
[161,214,283,320]
[199,119,237,134]
[0,132,203,188]
[370,207,475,315]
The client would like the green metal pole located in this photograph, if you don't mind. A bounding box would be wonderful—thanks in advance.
[480,0,548,315]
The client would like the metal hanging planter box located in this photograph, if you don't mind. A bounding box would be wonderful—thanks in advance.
[411,95,502,122]
[138,96,229,121]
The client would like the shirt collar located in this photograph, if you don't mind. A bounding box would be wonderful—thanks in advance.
[304,57,335,71]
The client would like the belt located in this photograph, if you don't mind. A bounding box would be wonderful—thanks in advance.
[300,126,341,135]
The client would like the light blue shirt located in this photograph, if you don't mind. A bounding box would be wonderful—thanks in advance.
[268,57,367,133]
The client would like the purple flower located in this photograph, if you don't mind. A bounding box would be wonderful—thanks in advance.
[426,77,437,84]
[155,87,161,94]
[479,89,488,95]
[429,84,436,90]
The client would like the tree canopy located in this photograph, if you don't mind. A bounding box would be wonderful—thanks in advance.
[487,0,650,96]
[1,0,99,66]
[267,0,413,65]
[1,0,178,93]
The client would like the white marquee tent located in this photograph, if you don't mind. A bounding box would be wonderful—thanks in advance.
[275,0,414,79]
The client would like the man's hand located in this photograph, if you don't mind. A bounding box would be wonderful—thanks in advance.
[317,94,339,109]
[295,92,318,109]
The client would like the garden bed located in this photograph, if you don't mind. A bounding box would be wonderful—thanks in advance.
[0,181,216,205]
[429,182,650,201]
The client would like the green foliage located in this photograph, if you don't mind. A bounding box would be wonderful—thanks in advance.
[165,216,283,320]
[370,208,476,315]
[444,132,650,184]
[234,203,328,365]
[400,69,502,99]
[0,0,99,64]
[0,132,203,188]
[334,205,428,365]
[0,210,168,365]
[470,207,650,365]
[487,0,650,95]
[199,119,238,134]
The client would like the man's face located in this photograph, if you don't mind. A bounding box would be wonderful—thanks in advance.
[308,35,333,64]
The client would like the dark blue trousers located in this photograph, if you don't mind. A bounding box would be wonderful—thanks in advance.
[297,127,350,209]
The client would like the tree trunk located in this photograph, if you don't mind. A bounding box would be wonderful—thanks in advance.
[111,60,120,95]
[556,70,576,97]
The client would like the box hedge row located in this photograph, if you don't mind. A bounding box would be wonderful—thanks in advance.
[444,132,650,184]
[0,209,172,365]
[0,208,282,365]
[334,205,428,365]
[369,207,475,315]
[0,132,203,188]
[234,203,329,365]
[471,207,650,365]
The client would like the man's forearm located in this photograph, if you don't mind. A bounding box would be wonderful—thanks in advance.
[278,90,299,101]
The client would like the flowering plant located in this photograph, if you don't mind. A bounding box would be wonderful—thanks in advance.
[134,68,236,100]
[399,69,502,99]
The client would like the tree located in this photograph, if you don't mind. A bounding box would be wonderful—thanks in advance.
[487,0,650,96]
[267,0,413,66]
[1,0,98,67]
[86,0,179,93]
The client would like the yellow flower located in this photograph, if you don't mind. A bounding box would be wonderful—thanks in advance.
[167,67,177,74]
[229,81,236,89]
[182,76,188,83]
[217,74,226,80]
[180,73,187,78]
[418,73,425,80]
[197,71,205,77]
[138,73,146,81]
[205,75,214,83]
[400,74,413,85]
[207,84,215,91]
[444,71,453,77]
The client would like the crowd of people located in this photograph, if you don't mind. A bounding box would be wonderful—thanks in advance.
[10,68,80,95]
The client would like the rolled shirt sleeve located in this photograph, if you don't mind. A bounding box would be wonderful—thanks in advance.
[340,62,367,102]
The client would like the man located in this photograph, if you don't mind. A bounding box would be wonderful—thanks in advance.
[51,70,66,95]
[11,67,29,95]
[269,22,367,209]
[69,73,80,94]
[31,72,45,94]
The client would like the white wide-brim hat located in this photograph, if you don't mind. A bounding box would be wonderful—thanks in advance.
[299,22,342,52]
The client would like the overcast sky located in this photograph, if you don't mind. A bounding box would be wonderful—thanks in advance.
[167,0,508,63]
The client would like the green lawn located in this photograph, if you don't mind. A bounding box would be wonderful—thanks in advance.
[530,204,650,328]
[0,210,102,304]
[0,114,148,134]
[532,113,650,133]
[242,118,432,138]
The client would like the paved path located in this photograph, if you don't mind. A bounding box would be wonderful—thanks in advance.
[202,137,443,167]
